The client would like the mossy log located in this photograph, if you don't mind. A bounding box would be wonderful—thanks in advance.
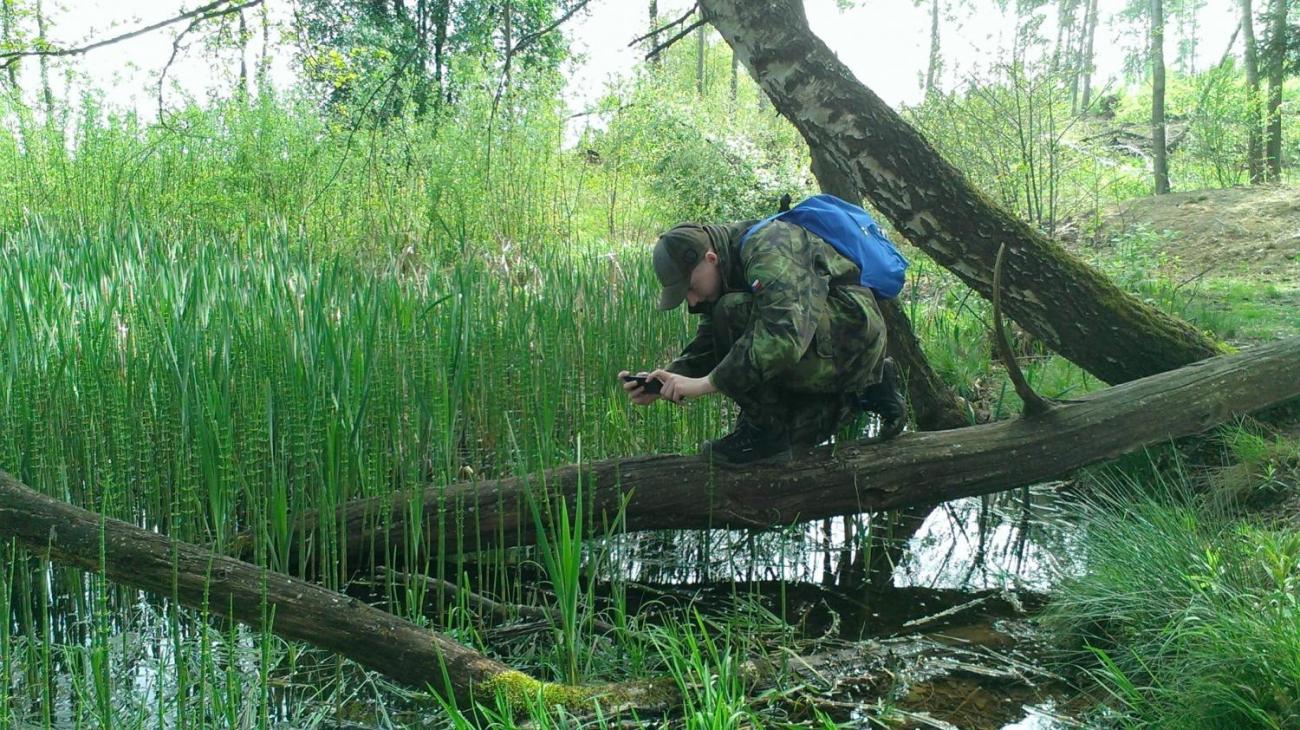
[0,471,671,713]
[698,0,1219,385]
[263,338,1300,577]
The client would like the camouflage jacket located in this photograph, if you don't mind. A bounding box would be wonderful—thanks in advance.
[666,219,868,397]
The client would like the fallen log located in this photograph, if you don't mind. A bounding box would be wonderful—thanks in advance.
[0,471,669,711]
[265,338,1300,575]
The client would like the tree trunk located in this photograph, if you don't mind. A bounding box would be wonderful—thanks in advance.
[502,0,513,94]
[1,0,19,90]
[35,0,54,120]
[237,10,249,104]
[649,0,661,69]
[0,473,506,707]
[0,472,673,712]
[434,0,450,104]
[695,0,1217,387]
[251,338,1300,576]
[730,50,738,102]
[1079,0,1098,111]
[925,0,941,99]
[1151,0,1170,194]
[696,22,705,96]
[1242,0,1264,183]
[257,4,272,95]
[1263,0,1287,181]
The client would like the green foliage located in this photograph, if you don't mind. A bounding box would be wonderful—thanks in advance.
[294,0,573,117]
[905,59,1141,236]
[1086,225,1300,342]
[0,77,673,256]
[647,610,759,729]
[576,33,812,227]
[2,3,1297,724]
[1106,71,1300,190]
[1043,466,1300,728]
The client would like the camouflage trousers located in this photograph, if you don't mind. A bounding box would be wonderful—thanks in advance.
[712,286,887,445]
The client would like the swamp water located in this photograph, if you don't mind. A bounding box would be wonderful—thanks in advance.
[3,483,1089,729]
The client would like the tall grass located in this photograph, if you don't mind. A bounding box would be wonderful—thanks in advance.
[0,220,729,723]
[1043,461,1300,728]
[0,82,675,258]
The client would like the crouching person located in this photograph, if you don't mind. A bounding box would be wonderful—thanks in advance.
[620,219,906,468]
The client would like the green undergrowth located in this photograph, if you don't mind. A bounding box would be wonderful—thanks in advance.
[1086,225,1300,343]
[1043,425,1300,729]
[903,254,1105,420]
[0,220,869,728]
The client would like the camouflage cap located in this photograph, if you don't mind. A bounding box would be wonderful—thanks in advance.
[652,224,711,310]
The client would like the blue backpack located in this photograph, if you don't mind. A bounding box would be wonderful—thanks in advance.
[740,194,909,299]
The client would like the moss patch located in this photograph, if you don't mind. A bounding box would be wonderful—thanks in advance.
[474,670,681,715]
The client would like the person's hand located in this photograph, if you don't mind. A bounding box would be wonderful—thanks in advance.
[618,369,661,406]
[648,369,717,404]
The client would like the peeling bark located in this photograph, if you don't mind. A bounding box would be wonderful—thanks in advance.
[697,0,1219,385]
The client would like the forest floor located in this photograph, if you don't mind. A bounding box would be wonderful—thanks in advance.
[1086,182,1300,343]
[1096,182,1300,285]
[1090,182,1300,518]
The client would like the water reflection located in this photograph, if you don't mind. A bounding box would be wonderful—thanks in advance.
[612,482,1078,594]
[4,481,1084,727]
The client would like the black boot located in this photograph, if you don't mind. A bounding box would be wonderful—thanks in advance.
[701,417,792,468]
[860,357,907,441]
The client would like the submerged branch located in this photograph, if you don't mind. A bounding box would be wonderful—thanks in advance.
[0,471,667,713]
[376,567,619,635]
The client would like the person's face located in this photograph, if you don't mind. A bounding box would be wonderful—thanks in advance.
[685,250,721,314]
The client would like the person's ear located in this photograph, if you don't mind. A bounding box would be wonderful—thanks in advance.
[704,250,719,265]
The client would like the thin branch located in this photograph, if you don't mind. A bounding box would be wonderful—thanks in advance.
[992,243,1051,417]
[627,4,698,47]
[565,102,636,120]
[510,0,593,57]
[486,0,594,179]
[1,0,264,71]
[378,568,619,635]
[645,17,708,62]
[157,15,209,118]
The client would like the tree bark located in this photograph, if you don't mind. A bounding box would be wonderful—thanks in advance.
[925,0,941,99]
[237,10,249,103]
[252,338,1300,576]
[257,4,271,95]
[35,0,54,119]
[696,21,705,96]
[1150,0,1170,194]
[434,0,450,104]
[695,0,1217,386]
[1079,0,1098,111]
[730,49,738,102]
[0,471,670,711]
[649,0,660,69]
[1,0,20,90]
[1242,0,1264,183]
[1263,0,1287,180]
[502,0,513,94]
